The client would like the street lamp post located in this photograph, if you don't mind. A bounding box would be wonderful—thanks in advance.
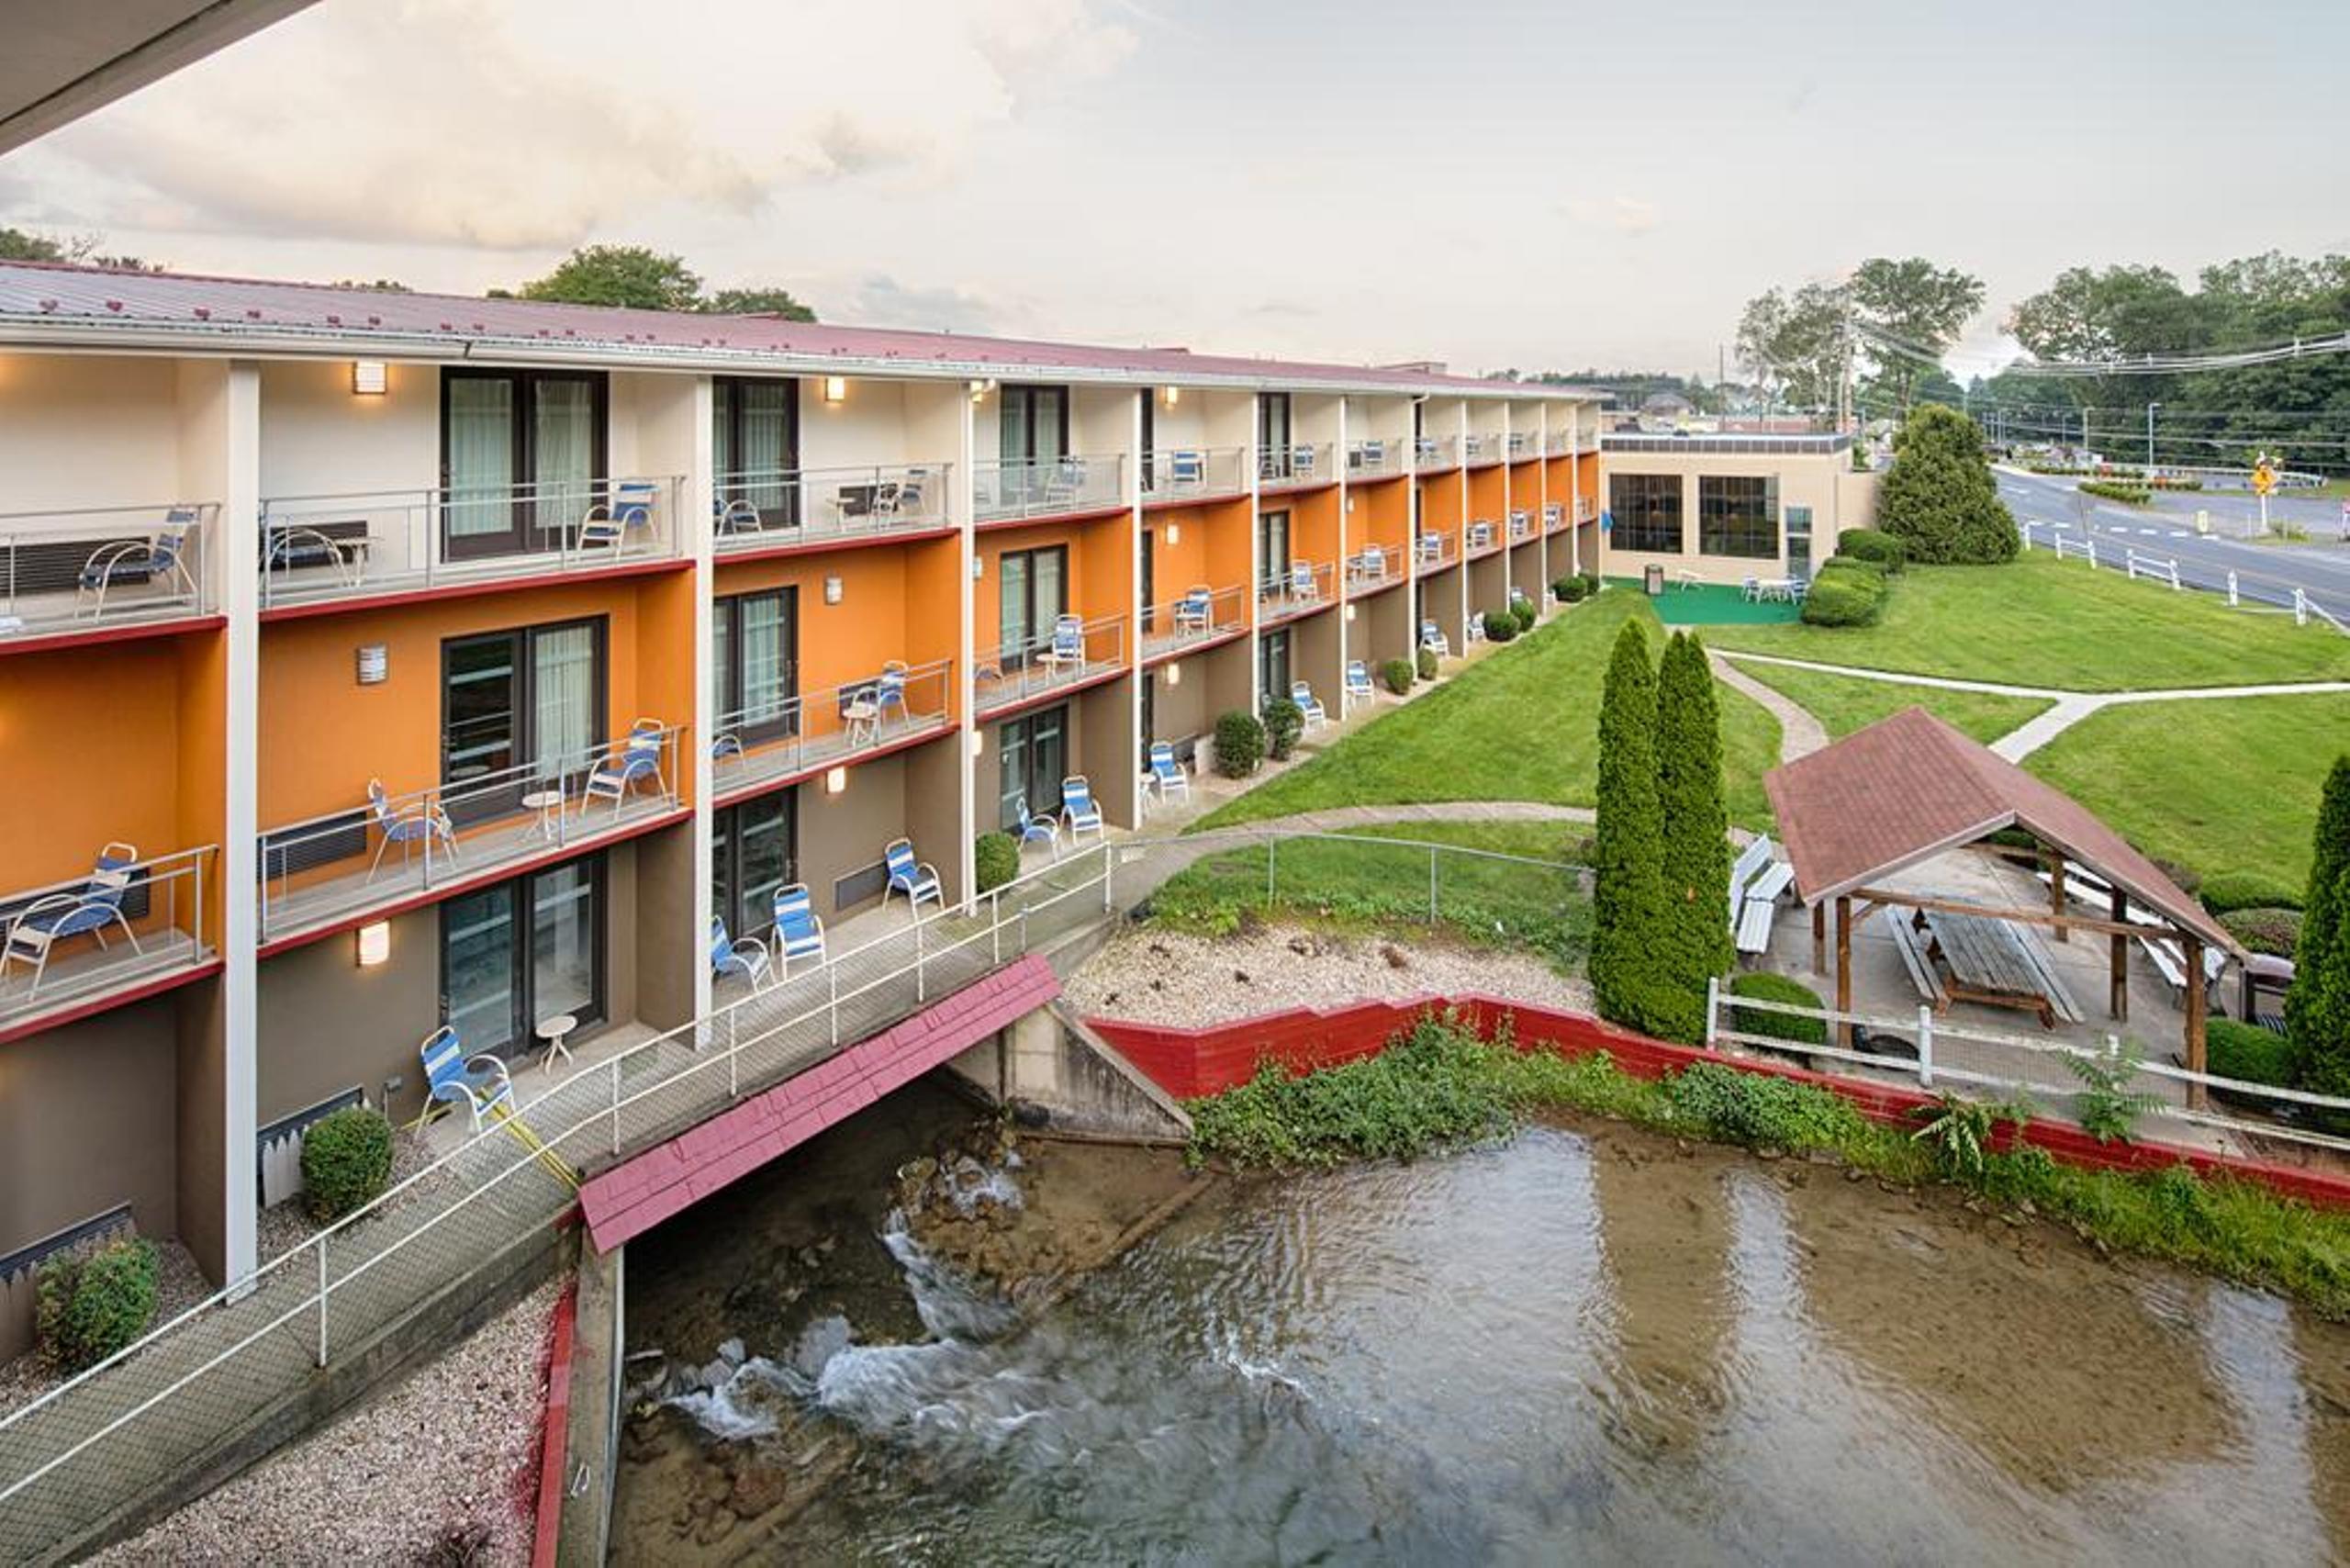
[2147,402,2160,470]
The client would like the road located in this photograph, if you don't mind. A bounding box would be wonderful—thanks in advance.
[1992,467,2350,622]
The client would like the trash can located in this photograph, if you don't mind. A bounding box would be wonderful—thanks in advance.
[1643,563,1664,596]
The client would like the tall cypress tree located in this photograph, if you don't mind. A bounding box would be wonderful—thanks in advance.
[1592,620,1664,1030]
[2289,756,2350,1093]
[1656,632,1732,1028]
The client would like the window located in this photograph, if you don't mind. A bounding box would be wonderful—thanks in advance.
[441,369,609,558]
[1259,393,1293,478]
[713,791,797,939]
[712,588,799,740]
[1258,509,1292,595]
[1260,629,1292,707]
[1138,388,1156,495]
[997,705,1069,830]
[1001,385,1069,465]
[442,619,607,823]
[441,857,605,1057]
[998,545,1069,669]
[1609,473,1683,554]
[715,377,799,526]
[1698,476,1779,559]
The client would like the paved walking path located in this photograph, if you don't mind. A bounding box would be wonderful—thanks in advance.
[1707,652,1829,761]
[1203,800,1595,833]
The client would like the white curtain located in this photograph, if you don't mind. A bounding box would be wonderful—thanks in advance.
[533,379,596,547]
[446,378,513,542]
[742,594,792,724]
[533,625,598,778]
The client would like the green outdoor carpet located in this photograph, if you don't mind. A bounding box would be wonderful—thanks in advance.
[1605,578,1801,626]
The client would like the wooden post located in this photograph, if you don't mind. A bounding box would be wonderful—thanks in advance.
[2045,846,2067,943]
[2109,887,2129,1023]
[1812,901,1827,976]
[2184,933,2208,1111]
[1834,895,1852,1048]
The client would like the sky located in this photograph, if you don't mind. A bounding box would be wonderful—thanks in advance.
[3,0,2347,380]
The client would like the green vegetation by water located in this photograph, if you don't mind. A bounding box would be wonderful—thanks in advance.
[1195,593,1781,831]
[1735,661,2054,745]
[1187,1018,2350,1318]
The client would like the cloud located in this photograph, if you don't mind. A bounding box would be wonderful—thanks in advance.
[1560,196,1660,238]
[11,0,1137,251]
[830,273,1010,334]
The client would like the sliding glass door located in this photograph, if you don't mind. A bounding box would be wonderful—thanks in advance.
[996,705,1068,830]
[1259,509,1292,594]
[713,588,799,743]
[998,545,1068,670]
[713,791,798,939]
[442,369,609,559]
[442,618,607,823]
[442,858,605,1057]
[715,377,799,526]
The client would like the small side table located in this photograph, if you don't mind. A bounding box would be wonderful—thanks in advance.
[534,1013,578,1076]
[522,788,565,843]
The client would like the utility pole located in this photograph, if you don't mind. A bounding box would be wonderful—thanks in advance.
[2146,401,2160,470]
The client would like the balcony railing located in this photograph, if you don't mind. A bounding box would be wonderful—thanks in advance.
[713,659,953,794]
[1346,440,1405,480]
[1140,447,1247,500]
[1547,429,1577,455]
[1142,584,1247,658]
[1463,433,1506,465]
[259,477,683,609]
[1416,529,1457,568]
[1345,545,1402,594]
[1508,510,1533,542]
[977,612,1127,713]
[1414,435,1458,471]
[1259,442,1334,490]
[1577,497,1597,523]
[0,846,215,1028]
[1544,503,1567,533]
[1466,520,1501,554]
[975,454,1126,523]
[0,503,218,640]
[256,725,686,943]
[1258,561,1335,621]
[713,463,951,553]
[1506,432,1535,459]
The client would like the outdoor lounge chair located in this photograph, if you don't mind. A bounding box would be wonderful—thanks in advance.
[1062,776,1105,842]
[710,913,771,991]
[78,506,200,617]
[1291,681,1327,730]
[1353,544,1386,583]
[580,720,667,816]
[1039,614,1085,677]
[715,495,763,535]
[1,843,142,998]
[1288,563,1318,603]
[1169,451,1204,491]
[1420,620,1450,657]
[1147,742,1190,805]
[1291,444,1317,480]
[874,662,911,725]
[1172,586,1214,636]
[769,883,826,974]
[1467,521,1494,551]
[884,837,944,918]
[1418,532,1442,565]
[1013,794,1062,857]
[1343,661,1375,710]
[366,778,458,883]
[420,1025,514,1131]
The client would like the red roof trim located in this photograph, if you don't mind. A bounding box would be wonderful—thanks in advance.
[711,720,957,809]
[0,613,225,659]
[710,524,956,567]
[0,958,223,1047]
[258,555,689,623]
[974,503,1132,534]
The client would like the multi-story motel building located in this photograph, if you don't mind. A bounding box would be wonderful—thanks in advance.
[0,261,1604,1352]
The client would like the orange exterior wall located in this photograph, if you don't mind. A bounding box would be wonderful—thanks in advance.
[1416,470,1463,540]
[1578,453,1601,510]
[718,546,917,705]
[1282,487,1341,574]
[2,640,193,894]
[1543,456,1572,525]
[1144,497,1250,602]
[979,516,1135,631]
[1467,465,1506,527]
[1353,479,1409,558]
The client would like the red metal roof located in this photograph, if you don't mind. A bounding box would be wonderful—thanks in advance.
[0,259,1576,397]
[1762,706,2234,951]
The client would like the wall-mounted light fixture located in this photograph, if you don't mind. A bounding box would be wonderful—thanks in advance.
[971,556,984,579]
[968,378,993,404]
[825,766,848,795]
[355,921,391,968]
[1163,386,1181,409]
[1345,603,1359,623]
[823,574,844,605]
[355,644,388,685]
[1164,661,1182,688]
[822,375,846,404]
[968,730,985,758]
[351,360,387,397]
[1164,522,1181,546]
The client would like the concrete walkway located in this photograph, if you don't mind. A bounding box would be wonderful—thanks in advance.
[1708,652,1829,761]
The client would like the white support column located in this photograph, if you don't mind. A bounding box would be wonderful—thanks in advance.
[954,388,979,910]
[1247,395,1266,711]
[1569,408,1583,578]
[1120,386,1146,827]
[684,377,717,1027]
[1335,395,1353,679]
[219,360,262,1285]
[1451,400,1471,634]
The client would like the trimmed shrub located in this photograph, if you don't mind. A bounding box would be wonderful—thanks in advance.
[2079,479,2152,505]
[1416,646,1439,681]
[1800,569,1886,628]
[37,1237,158,1373]
[1553,574,1588,604]
[1579,571,1602,597]
[1380,657,1414,696]
[1836,528,1907,571]
[1877,403,2020,564]
[2221,906,2302,958]
[1213,710,1265,778]
[301,1105,395,1222]
[1729,973,1829,1047]
[1511,601,1538,633]
[2209,1018,2299,1089]
[2200,870,2301,916]
[974,831,1021,894]
[1261,697,1305,762]
[1482,610,1518,644]
[1655,633,1731,1014]
[1825,553,1890,578]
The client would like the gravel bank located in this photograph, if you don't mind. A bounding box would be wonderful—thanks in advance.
[1065,923,1593,1027]
[94,1275,563,1567]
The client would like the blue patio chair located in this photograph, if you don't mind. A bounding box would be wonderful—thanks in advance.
[1468,520,1494,551]
[1420,620,1451,657]
[1510,510,1530,538]
[711,729,744,767]
[581,720,667,817]
[78,506,199,617]
[1043,457,1086,509]
[874,661,910,724]
[1061,776,1104,843]
[579,479,658,552]
[1344,660,1375,709]
[1169,450,1204,491]
[1147,742,1190,805]
[1013,794,1062,858]
[420,1024,515,1132]
[1354,543,1385,583]
[1173,585,1214,636]
[884,838,944,918]
[888,469,930,521]
[769,883,827,974]
[1291,681,1327,731]
[710,913,771,991]
[1,843,142,999]
[1041,613,1085,676]
[366,778,458,883]
[1418,532,1442,564]
[1291,443,1317,480]
[1288,562,1318,603]
[1357,439,1385,469]
[715,495,762,535]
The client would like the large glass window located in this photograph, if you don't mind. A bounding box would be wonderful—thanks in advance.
[442,618,607,823]
[715,377,799,525]
[1609,473,1684,554]
[712,588,799,740]
[1698,476,1780,559]
[1260,629,1292,707]
[997,705,1069,830]
[1258,509,1292,594]
[713,791,797,939]
[441,369,608,557]
[441,857,605,1057]
[1259,393,1293,478]
[1001,386,1069,465]
[1138,388,1156,495]
[998,545,1069,668]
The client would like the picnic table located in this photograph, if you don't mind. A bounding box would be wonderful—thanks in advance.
[1912,907,2084,1028]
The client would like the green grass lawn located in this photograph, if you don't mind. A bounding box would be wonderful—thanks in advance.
[1733,660,2054,745]
[1148,822,1592,970]
[1704,552,2350,690]
[1193,592,1782,831]
[2022,692,2350,888]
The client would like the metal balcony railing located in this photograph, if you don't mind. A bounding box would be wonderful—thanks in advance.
[1141,584,1247,657]
[1414,435,1459,471]
[1346,440,1405,479]
[1416,529,1457,568]
[0,502,218,638]
[1140,446,1246,500]
[1544,503,1567,533]
[1259,442,1334,490]
[1576,497,1597,523]
[1344,545,1403,594]
[258,477,684,609]
[1466,519,1502,554]
[712,659,953,792]
[976,612,1127,712]
[1506,431,1535,459]
[975,454,1126,522]
[256,725,686,942]
[713,463,952,552]
[1508,510,1533,542]
[1463,432,1506,465]
[0,846,215,1026]
[1258,561,1335,620]
[1547,429,1577,455]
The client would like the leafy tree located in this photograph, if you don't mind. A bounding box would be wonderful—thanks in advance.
[0,226,155,270]
[1735,282,1847,410]
[1654,633,1730,1026]
[0,226,68,262]
[1851,257,1985,414]
[705,286,815,321]
[1591,621,1667,1034]
[1876,403,2019,563]
[519,245,705,310]
[2288,756,2350,1096]
[332,277,410,292]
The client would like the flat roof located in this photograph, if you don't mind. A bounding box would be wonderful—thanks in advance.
[0,260,1603,401]
[1601,432,1854,455]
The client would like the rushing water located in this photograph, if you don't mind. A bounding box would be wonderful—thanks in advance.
[629,1107,2350,1565]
